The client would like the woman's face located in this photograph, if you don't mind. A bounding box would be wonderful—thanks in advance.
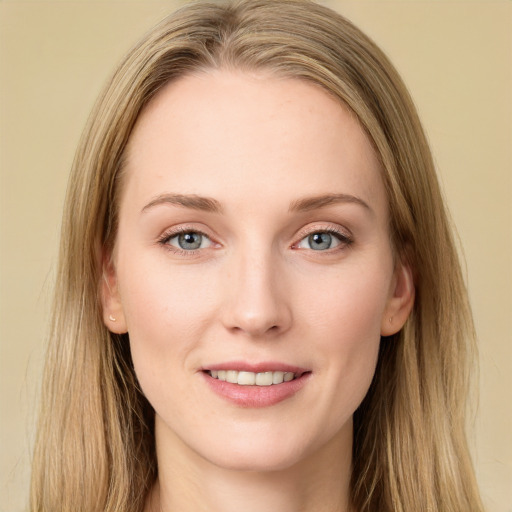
[103,70,413,472]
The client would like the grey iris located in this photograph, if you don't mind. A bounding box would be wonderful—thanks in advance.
[178,232,202,250]
[309,232,332,250]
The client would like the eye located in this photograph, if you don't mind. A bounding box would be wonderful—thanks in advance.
[165,230,213,251]
[295,230,350,251]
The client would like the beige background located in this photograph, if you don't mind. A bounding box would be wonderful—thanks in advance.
[0,1,510,511]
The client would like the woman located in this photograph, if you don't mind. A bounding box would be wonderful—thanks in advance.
[30,1,485,511]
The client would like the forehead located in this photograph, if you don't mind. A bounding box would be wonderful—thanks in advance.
[122,70,386,217]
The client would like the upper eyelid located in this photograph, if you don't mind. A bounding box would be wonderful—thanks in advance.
[158,224,214,242]
[164,229,211,242]
[294,223,352,239]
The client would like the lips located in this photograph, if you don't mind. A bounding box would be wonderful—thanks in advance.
[201,362,311,407]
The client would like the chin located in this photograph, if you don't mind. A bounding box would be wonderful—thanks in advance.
[193,428,326,474]
[208,446,307,473]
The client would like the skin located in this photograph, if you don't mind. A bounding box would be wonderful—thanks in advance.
[102,70,414,512]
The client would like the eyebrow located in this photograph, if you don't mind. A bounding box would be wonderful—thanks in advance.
[141,193,223,214]
[289,193,372,213]
[141,192,371,215]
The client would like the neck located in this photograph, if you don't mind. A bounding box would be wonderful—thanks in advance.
[147,416,353,512]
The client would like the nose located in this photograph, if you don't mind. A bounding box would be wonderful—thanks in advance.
[220,248,292,338]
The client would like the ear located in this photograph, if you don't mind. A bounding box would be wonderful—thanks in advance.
[100,252,128,334]
[380,260,415,336]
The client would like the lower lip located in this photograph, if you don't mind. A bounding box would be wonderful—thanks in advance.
[202,372,311,408]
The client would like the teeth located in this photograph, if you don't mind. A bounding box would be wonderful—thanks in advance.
[226,370,238,384]
[209,370,297,386]
[272,371,284,384]
[238,371,255,385]
[255,371,273,386]
[284,372,294,382]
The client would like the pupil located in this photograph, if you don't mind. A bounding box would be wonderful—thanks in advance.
[309,232,331,250]
[179,232,201,250]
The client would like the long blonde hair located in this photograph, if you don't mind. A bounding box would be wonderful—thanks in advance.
[30,1,484,511]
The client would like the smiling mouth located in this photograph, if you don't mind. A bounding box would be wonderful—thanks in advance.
[207,370,303,386]
[203,367,312,407]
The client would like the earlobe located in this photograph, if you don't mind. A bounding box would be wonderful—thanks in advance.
[101,254,128,334]
[380,261,415,336]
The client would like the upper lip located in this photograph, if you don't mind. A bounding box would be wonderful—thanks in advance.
[201,361,309,376]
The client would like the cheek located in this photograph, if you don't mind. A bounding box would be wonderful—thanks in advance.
[119,269,210,420]
[116,256,225,388]
[304,258,391,412]
[306,256,391,342]
[120,248,216,321]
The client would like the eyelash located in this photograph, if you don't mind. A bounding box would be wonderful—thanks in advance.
[292,226,353,252]
[157,226,215,256]
[157,225,353,256]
